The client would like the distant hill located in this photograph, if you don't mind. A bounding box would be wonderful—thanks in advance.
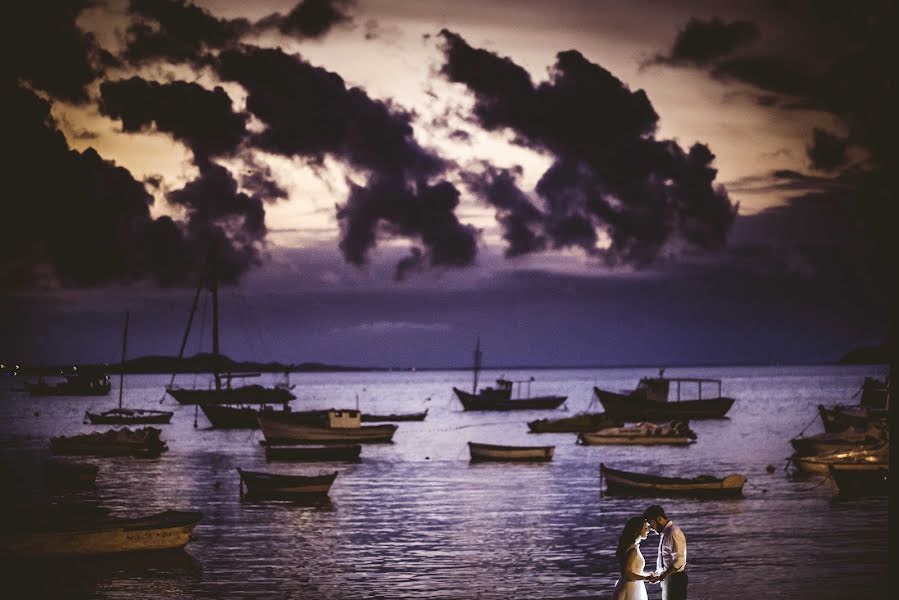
[838,343,889,365]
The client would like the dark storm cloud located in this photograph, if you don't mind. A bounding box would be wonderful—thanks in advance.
[9,2,116,103]
[254,0,354,39]
[217,45,477,272]
[647,17,761,66]
[99,77,248,163]
[439,30,735,266]
[807,128,849,172]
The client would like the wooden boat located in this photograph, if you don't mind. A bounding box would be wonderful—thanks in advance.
[237,468,338,499]
[200,402,293,428]
[577,421,697,445]
[361,409,428,422]
[791,444,889,475]
[50,427,168,458]
[790,430,885,457]
[265,444,362,462]
[828,462,888,496]
[164,242,296,406]
[25,370,112,397]
[599,463,746,497]
[453,339,566,411]
[258,410,397,444]
[467,442,554,462]
[0,510,202,557]
[818,404,888,434]
[527,411,619,433]
[42,458,99,487]
[593,369,734,421]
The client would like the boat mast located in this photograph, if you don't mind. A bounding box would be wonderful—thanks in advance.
[118,311,130,411]
[472,337,482,394]
[210,240,221,392]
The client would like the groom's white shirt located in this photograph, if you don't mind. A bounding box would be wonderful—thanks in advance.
[657,521,687,573]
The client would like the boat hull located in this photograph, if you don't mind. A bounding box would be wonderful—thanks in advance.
[527,412,619,433]
[0,511,202,558]
[50,428,168,458]
[361,409,428,422]
[789,432,883,456]
[468,442,554,462]
[600,463,746,497]
[594,387,734,420]
[238,469,337,499]
[454,388,567,411]
[828,463,889,496]
[200,403,292,428]
[84,408,173,425]
[577,433,695,445]
[258,417,397,444]
[817,404,888,434]
[166,386,295,405]
[265,444,362,462]
[792,448,888,475]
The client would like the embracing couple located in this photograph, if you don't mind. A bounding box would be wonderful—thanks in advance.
[612,505,687,600]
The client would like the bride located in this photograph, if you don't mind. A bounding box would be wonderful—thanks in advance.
[612,516,657,600]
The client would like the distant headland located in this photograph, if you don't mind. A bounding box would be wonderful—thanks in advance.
[838,343,890,365]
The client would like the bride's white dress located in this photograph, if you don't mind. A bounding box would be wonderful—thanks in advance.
[612,544,648,600]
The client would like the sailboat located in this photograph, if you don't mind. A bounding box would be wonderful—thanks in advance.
[84,312,173,425]
[452,338,567,411]
[164,242,296,406]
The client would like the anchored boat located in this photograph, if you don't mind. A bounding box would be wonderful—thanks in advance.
[577,421,697,445]
[467,442,555,462]
[594,369,734,421]
[258,410,397,444]
[237,469,338,499]
[599,463,746,497]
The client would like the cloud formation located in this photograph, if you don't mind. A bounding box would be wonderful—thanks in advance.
[646,17,760,67]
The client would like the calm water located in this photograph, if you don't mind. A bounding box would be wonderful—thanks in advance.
[0,365,889,599]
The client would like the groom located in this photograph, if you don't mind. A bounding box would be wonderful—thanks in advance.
[643,505,687,600]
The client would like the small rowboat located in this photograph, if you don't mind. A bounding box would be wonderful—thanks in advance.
[361,409,428,422]
[264,444,362,462]
[791,444,888,475]
[237,469,338,499]
[527,412,619,433]
[467,442,554,462]
[599,463,746,497]
[790,430,884,456]
[577,421,696,446]
[0,510,202,557]
[828,462,888,497]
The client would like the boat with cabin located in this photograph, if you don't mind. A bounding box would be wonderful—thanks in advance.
[237,469,338,499]
[593,369,735,421]
[467,442,555,462]
[258,409,397,444]
[577,421,697,445]
[453,339,566,411]
[599,463,746,497]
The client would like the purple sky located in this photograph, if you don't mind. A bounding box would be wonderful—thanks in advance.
[2,1,892,367]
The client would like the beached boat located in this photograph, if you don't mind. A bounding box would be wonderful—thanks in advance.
[264,444,362,462]
[828,462,888,497]
[789,430,885,457]
[85,312,174,426]
[50,427,168,458]
[164,242,296,406]
[791,444,889,475]
[26,370,112,397]
[237,468,338,499]
[467,442,554,462]
[453,339,566,411]
[42,458,99,487]
[258,410,397,444]
[577,421,697,445]
[594,369,734,421]
[0,510,202,557]
[599,463,746,497]
[527,411,619,433]
[361,409,428,422]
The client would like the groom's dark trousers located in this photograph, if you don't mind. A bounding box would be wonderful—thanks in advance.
[662,571,688,600]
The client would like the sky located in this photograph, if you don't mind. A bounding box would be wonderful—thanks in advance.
[1,0,894,368]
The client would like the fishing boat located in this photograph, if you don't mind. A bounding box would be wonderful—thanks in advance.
[0,510,202,557]
[85,312,173,425]
[49,427,168,458]
[577,421,697,445]
[453,339,566,411]
[361,409,428,422]
[258,410,397,444]
[818,377,890,433]
[828,462,888,496]
[200,401,293,428]
[164,242,296,406]
[25,369,112,397]
[264,444,362,462]
[527,411,619,433]
[593,369,734,421]
[791,444,889,475]
[467,442,554,462]
[789,429,885,457]
[42,458,99,487]
[599,463,746,497]
[237,468,338,499]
